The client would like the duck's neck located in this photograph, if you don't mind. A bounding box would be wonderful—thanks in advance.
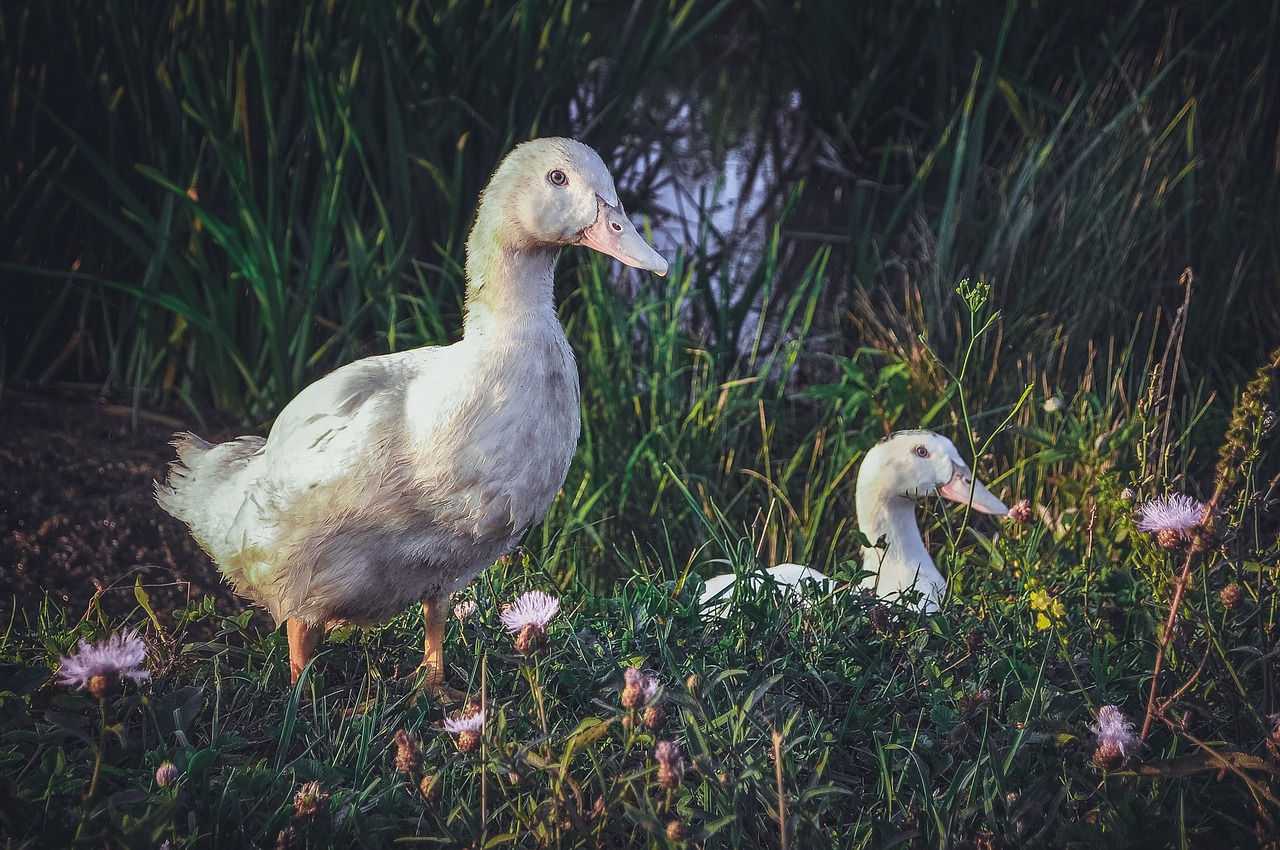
[462,224,563,341]
[857,486,945,605]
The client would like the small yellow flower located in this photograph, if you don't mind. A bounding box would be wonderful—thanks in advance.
[1029,587,1064,630]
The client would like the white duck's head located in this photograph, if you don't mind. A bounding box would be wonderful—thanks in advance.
[859,430,1008,514]
[856,429,1007,611]
[468,137,667,282]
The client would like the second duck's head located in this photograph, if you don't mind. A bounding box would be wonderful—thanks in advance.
[859,430,1008,516]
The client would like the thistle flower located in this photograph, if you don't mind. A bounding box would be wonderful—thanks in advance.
[1135,493,1206,548]
[419,773,440,803]
[277,781,330,850]
[1090,704,1140,770]
[393,729,422,776]
[1008,499,1033,524]
[654,740,684,789]
[56,629,150,698]
[621,666,660,710]
[499,590,560,654]
[453,599,478,621]
[444,707,485,753]
[293,781,328,819]
[666,819,691,841]
[155,761,179,788]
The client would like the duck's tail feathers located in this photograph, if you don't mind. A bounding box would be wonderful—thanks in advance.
[155,431,265,522]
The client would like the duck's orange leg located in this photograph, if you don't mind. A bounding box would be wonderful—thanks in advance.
[420,598,464,703]
[287,619,323,684]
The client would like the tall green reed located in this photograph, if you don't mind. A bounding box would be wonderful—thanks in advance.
[5,0,727,421]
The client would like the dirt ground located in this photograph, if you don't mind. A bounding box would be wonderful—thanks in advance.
[0,388,255,632]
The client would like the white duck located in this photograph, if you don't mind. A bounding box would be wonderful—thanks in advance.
[697,430,1006,617]
[856,429,1007,610]
[698,563,834,617]
[157,138,667,695]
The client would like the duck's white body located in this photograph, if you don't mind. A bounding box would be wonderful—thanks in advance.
[855,430,1007,610]
[157,138,667,687]
[697,430,1006,617]
[161,333,578,628]
[698,563,834,617]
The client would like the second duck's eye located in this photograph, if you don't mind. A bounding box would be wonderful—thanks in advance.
[913,445,930,459]
[548,169,568,187]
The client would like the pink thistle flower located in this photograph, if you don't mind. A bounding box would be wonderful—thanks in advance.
[443,707,485,753]
[500,590,561,654]
[1135,493,1206,539]
[56,629,150,697]
[443,708,485,735]
[654,739,685,789]
[621,665,660,710]
[499,590,560,633]
[292,780,328,819]
[1090,706,1141,757]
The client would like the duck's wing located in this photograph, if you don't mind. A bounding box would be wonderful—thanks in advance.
[262,350,422,492]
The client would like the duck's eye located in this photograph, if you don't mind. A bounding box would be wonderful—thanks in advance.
[548,169,568,187]
[913,445,930,459]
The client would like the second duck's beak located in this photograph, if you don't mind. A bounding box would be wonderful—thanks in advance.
[938,463,1008,516]
[579,199,668,276]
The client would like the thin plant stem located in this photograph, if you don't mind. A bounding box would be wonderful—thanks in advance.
[76,696,108,840]
[1140,535,1205,740]
[773,727,788,850]
[481,653,488,828]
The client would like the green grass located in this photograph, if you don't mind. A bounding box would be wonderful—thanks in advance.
[2,283,1278,845]
[3,400,1279,847]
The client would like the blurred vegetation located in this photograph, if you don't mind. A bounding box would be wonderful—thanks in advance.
[1,0,724,419]
[3,0,1277,420]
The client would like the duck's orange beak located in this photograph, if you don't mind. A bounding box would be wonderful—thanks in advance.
[938,463,1008,516]
[578,198,668,276]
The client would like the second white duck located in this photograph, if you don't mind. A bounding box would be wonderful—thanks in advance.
[856,429,1007,611]
[697,429,1006,616]
[698,563,834,617]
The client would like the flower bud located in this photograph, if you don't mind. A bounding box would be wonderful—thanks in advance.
[394,729,422,776]
[665,819,691,841]
[1219,583,1243,610]
[1093,742,1124,771]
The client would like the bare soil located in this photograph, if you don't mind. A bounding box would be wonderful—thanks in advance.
[0,389,254,632]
